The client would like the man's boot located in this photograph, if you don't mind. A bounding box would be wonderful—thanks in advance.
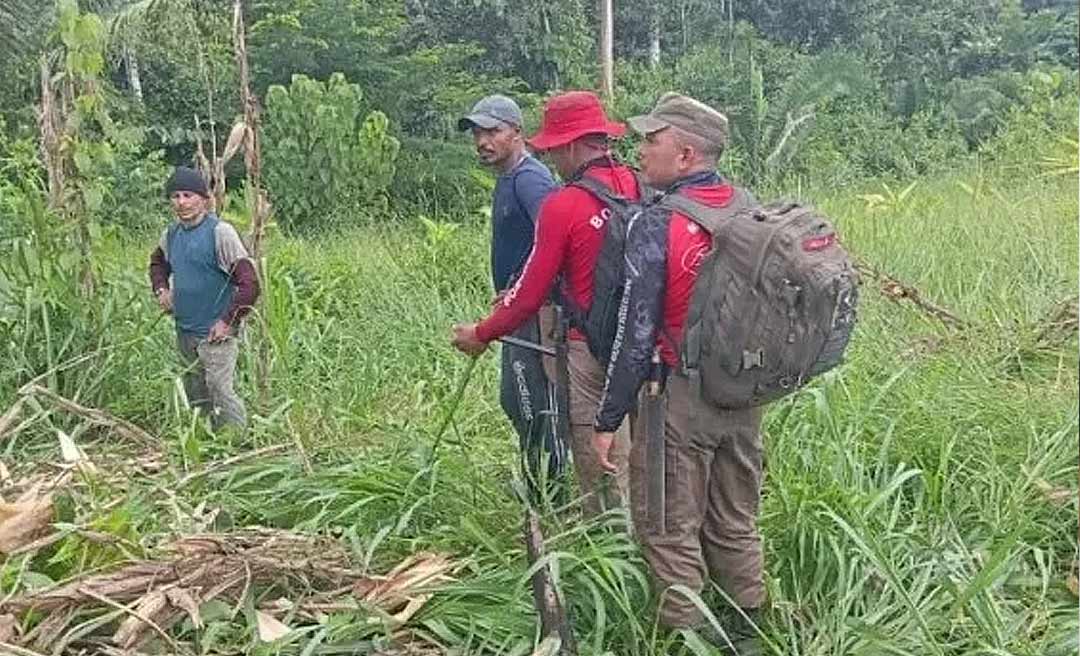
[693,607,764,655]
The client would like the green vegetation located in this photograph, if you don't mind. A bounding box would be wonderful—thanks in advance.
[0,140,1075,653]
[0,0,1076,653]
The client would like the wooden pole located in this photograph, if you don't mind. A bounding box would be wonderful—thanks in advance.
[598,0,614,100]
[232,0,273,407]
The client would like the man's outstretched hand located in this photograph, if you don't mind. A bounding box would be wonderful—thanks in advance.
[451,322,488,356]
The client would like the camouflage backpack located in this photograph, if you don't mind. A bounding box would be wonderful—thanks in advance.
[658,191,859,408]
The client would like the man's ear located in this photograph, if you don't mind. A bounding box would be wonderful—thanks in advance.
[679,143,695,169]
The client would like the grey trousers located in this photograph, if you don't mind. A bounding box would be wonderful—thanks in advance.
[177,331,247,429]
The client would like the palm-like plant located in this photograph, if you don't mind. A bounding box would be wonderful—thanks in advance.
[732,51,875,186]
[0,1,54,65]
[84,0,209,104]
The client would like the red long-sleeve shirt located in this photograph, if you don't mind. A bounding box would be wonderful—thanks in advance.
[475,164,641,343]
[658,183,734,365]
[595,179,736,432]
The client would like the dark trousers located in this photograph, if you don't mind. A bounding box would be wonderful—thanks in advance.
[499,316,569,502]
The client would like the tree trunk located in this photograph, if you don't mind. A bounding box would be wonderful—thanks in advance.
[233,0,273,407]
[728,0,735,68]
[648,0,661,67]
[598,0,614,100]
[124,45,143,104]
[680,0,688,51]
[37,55,64,212]
[541,6,561,90]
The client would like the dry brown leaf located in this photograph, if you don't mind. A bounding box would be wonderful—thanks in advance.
[0,613,18,642]
[389,594,432,626]
[56,429,98,476]
[0,493,53,554]
[1067,574,1079,597]
[1033,479,1075,506]
[354,551,455,611]
[221,121,248,166]
[56,429,81,463]
[256,609,291,642]
[112,588,169,648]
[165,587,203,630]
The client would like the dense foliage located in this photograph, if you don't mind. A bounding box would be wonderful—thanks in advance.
[0,0,1076,227]
[0,1,1075,654]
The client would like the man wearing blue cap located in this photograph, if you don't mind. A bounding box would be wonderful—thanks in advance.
[457,95,556,296]
[456,95,565,498]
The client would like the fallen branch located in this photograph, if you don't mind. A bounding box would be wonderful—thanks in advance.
[854,259,968,329]
[1,529,456,650]
[18,384,157,447]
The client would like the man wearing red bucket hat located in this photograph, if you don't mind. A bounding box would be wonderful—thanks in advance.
[451,91,639,517]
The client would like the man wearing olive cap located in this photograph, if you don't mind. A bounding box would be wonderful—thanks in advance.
[593,93,766,651]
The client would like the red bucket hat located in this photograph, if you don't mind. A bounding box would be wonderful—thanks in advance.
[527,91,626,151]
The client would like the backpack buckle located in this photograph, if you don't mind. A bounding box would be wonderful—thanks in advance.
[742,348,764,369]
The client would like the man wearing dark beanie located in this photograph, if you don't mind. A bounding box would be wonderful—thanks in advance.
[149,166,260,430]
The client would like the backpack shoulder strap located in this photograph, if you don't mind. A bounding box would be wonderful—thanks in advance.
[569,175,635,208]
[632,170,659,203]
[657,187,757,235]
[206,213,221,253]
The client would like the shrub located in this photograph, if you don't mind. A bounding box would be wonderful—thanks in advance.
[263,73,400,233]
[389,137,493,221]
[976,66,1079,167]
[791,98,968,189]
[98,135,171,232]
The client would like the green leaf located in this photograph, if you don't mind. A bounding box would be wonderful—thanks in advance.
[72,149,93,175]
[84,188,104,214]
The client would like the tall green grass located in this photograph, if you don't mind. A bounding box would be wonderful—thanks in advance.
[0,153,1075,654]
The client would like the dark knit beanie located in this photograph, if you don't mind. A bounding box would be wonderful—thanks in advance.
[165,167,209,198]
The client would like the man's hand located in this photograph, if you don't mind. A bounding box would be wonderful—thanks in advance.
[156,288,173,314]
[207,319,231,343]
[451,322,488,356]
[592,431,618,473]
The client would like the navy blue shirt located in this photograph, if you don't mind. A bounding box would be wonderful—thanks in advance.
[491,155,556,291]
